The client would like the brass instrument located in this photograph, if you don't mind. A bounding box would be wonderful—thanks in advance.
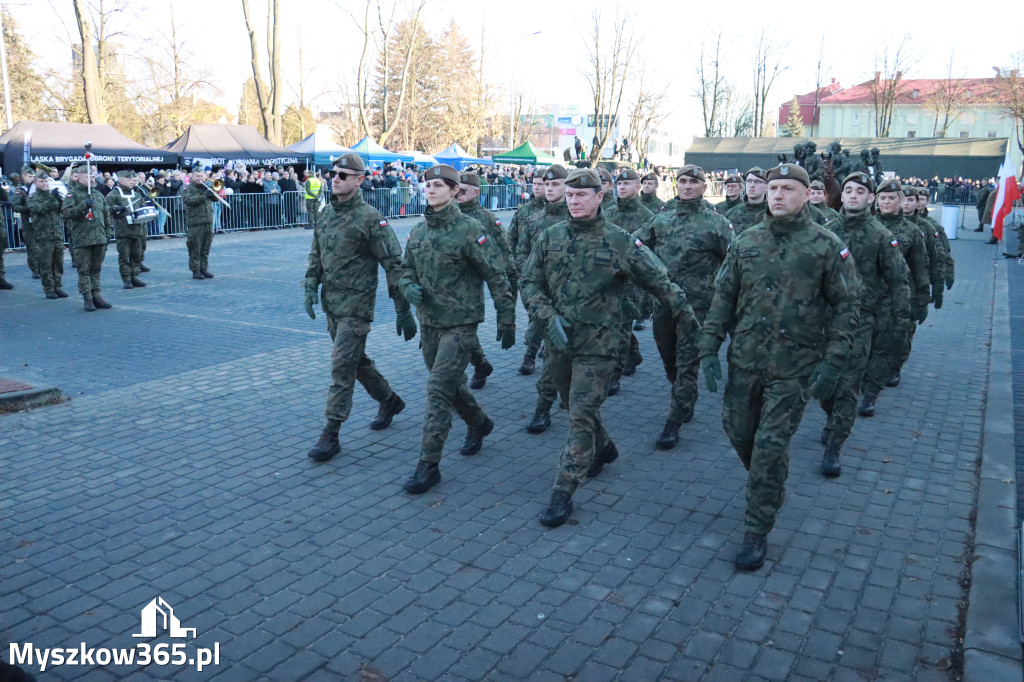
[201,180,231,209]
[148,185,161,199]
[30,161,56,176]
[211,178,224,192]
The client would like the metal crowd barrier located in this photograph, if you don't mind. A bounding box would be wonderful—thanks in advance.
[360,183,530,219]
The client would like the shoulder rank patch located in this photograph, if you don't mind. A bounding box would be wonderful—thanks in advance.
[890,239,899,248]
[477,235,487,245]
[379,219,388,227]
[839,247,851,259]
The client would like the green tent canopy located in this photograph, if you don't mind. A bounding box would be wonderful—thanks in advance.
[491,141,558,165]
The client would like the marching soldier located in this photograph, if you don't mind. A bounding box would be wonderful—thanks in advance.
[721,173,744,213]
[725,167,769,234]
[135,171,152,273]
[22,170,67,299]
[915,189,954,291]
[181,168,217,279]
[398,164,516,495]
[0,178,11,290]
[597,168,616,213]
[10,166,40,279]
[62,163,113,311]
[640,171,665,211]
[106,171,147,289]
[902,188,945,310]
[698,163,861,570]
[304,169,324,230]
[634,165,733,449]
[521,168,699,527]
[809,180,840,224]
[304,153,415,462]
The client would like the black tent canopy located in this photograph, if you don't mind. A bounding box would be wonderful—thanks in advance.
[0,121,176,173]
[163,124,311,168]
[684,136,1008,180]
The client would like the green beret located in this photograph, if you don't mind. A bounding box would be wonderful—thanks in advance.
[724,174,743,185]
[876,178,902,194]
[116,170,134,179]
[767,163,810,188]
[424,163,460,185]
[842,172,875,193]
[332,153,366,172]
[596,168,614,184]
[745,167,768,182]
[72,163,90,175]
[676,164,706,182]
[808,179,825,190]
[617,168,641,181]
[34,170,48,180]
[902,186,918,198]
[20,165,33,175]
[542,164,568,181]
[565,168,601,189]
[459,172,480,187]
[641,172,659,184]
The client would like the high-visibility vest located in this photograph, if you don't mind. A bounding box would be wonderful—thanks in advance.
[304,178,321,200]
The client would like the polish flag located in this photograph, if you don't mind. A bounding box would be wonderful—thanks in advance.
[991,148,1021,241]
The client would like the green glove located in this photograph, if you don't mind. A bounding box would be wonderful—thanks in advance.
[895,316,915,335]
[700,355,722,393]
[809,360,842,401]
[914,304,928,325]
[945,276,954,291]
[508,273,519,301]
[497,325,516,349]
[932,288,943,310]
[680,309,702,335]
[405,283,424,306]
[548,315,572,353]
[304,289,318,320]
[396,308,417,341]
[621,297,640,321]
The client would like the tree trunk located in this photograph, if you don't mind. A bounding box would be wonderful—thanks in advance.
[73,0,104,124]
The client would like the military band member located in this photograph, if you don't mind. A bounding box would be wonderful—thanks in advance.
[62,163,113,311]
[23,170,67,299]
[106,171,147,289]
[181,168,217,279]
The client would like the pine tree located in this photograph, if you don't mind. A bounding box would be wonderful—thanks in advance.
[783,96,805,137]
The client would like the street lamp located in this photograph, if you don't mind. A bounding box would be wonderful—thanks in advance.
[508,31,541,152]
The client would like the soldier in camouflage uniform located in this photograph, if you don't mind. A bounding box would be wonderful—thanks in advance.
[859,178,931,417]
[915,190,955,291]
[819,172,911,477]
[106,171,147,289]
[134,171,152,273]
[458,172,517,390]
[608,168,655,336]
[809,180,840,224]
[698,164,861,570]
[62,163,113,311]
[634,165,733,450]
[521,168,699,528]
[398,164,516,495]
[725,167,769,235]
[304,153,415,462]
[181,168,218,279]
[0,180,11,290]
[640,171,665,211]
[516,164,569,376]
[597,168,616,213]
[902,188,945,310]
[21,170,67,299]
[802,142,823,182]
[507,172,545,260]
[10,166,40,279]
[721,173,744,213]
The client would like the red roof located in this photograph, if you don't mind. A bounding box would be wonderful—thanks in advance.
[777,82,844,127]
[821,77,1007,105]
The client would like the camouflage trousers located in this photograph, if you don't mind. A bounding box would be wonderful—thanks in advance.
[73,244,106,296]
[820,311,875,449]
[35,241,64,293]
[860,300,895,400]
[468,331,489,369]
[653,308,708,424]
[306,199,321,227]
[21,223,38,275]
[186,224,212,272]
[419,324,488,463]
[548,351,616,495]
[891,323,916,373]
[611,322,643,381]
[723,367,810,535]
[116,235,144,281]
[324,316,395,423]
[0,221,7,278]
[524,312,545,357]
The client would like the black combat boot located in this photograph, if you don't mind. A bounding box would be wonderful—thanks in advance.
[858,395,876,417]
[55,289,68,298]
[526,409,550,434]
[82,294,96,312]
[31,271,40,279]
[622,362,636,377]
[606,376,620,396]
[0,278,13,289]
[307,430,341,461]
[130,277,147,287]
[192,271,204,280]
[460,417,494,456]
[886,371,901,387]
[92,294,112,309]
[735,532,767,570]
[633,319,645,331]
[369,394,405,430]
[519,354,536,375]
[820,427,830,445]
[822,445,841,478]
[403,460,440,494]
[201,270,215,278]
[468,361,493,389]
[139,263,150,272]
[587,440,619,478]
[656,420,681,450]
[123,280,133,289]
[45,291,58,300]
[539,490,573,527]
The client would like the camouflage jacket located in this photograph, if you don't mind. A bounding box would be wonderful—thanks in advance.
[399,201,515,329]
[105,186,145,238]
[828,209,911,321]
[876,212,931,308]
[811,202,840,225]
[920,209,955,281]
[459,199,516,282]
[521,210,695,358]
[305,193,409,322]
[605,195,654,234]
[633,196,733,313]
[701,210,861,380]
[181,182,217,229]
[507,195,545,260]
[9,185,28,218]
[640,191,665,211]
[514,199,568,272]
[24,188,64,243]
[720,196,743,213]
[909,213,947,288]
[725,196,769,235]
[61,181,111,247]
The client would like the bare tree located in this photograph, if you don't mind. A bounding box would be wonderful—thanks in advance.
[995,53,1024,162]
[811,36,832,136]
[749,30,789,137]
[923,51,970,138]
[241,0,282,144]
[580,7,638,167]
[626,73,669,161]
[693,29,728,138]
[72,0,105,123]
[869,34,915,137]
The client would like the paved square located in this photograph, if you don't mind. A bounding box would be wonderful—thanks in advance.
[0,219,994,680]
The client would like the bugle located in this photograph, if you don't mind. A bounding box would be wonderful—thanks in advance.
[200,180,231,209]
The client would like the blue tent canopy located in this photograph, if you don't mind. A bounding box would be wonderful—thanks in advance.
[350,136,414,164]
[432,143,492,170]
[286,132,351,168]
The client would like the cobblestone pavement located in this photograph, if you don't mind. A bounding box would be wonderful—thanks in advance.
[0,218,996,680]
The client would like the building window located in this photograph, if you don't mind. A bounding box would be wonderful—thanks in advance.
[912,89,920,98]
[906,131,916,138]
[959,131,970,138]
[852,113,860,124]
[988,131,998,138]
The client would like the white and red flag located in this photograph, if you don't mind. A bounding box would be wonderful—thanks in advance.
[991,147,1021,241]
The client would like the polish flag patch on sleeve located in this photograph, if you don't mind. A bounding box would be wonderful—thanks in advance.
[891,239,899,248]
[634,238,643,248]
[728,223,734,231]
[495,220,502,227]
[379,220,388,227]
[477,235,487,245]
[839,247,851,259]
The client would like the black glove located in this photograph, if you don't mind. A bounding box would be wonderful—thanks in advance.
[112,205,128,216]
[50,189,62,199]
[85,199,94,209]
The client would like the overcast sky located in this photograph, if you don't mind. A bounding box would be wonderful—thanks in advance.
[11,0,1020,145]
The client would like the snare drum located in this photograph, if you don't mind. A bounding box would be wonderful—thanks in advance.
[131,206,159,224]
